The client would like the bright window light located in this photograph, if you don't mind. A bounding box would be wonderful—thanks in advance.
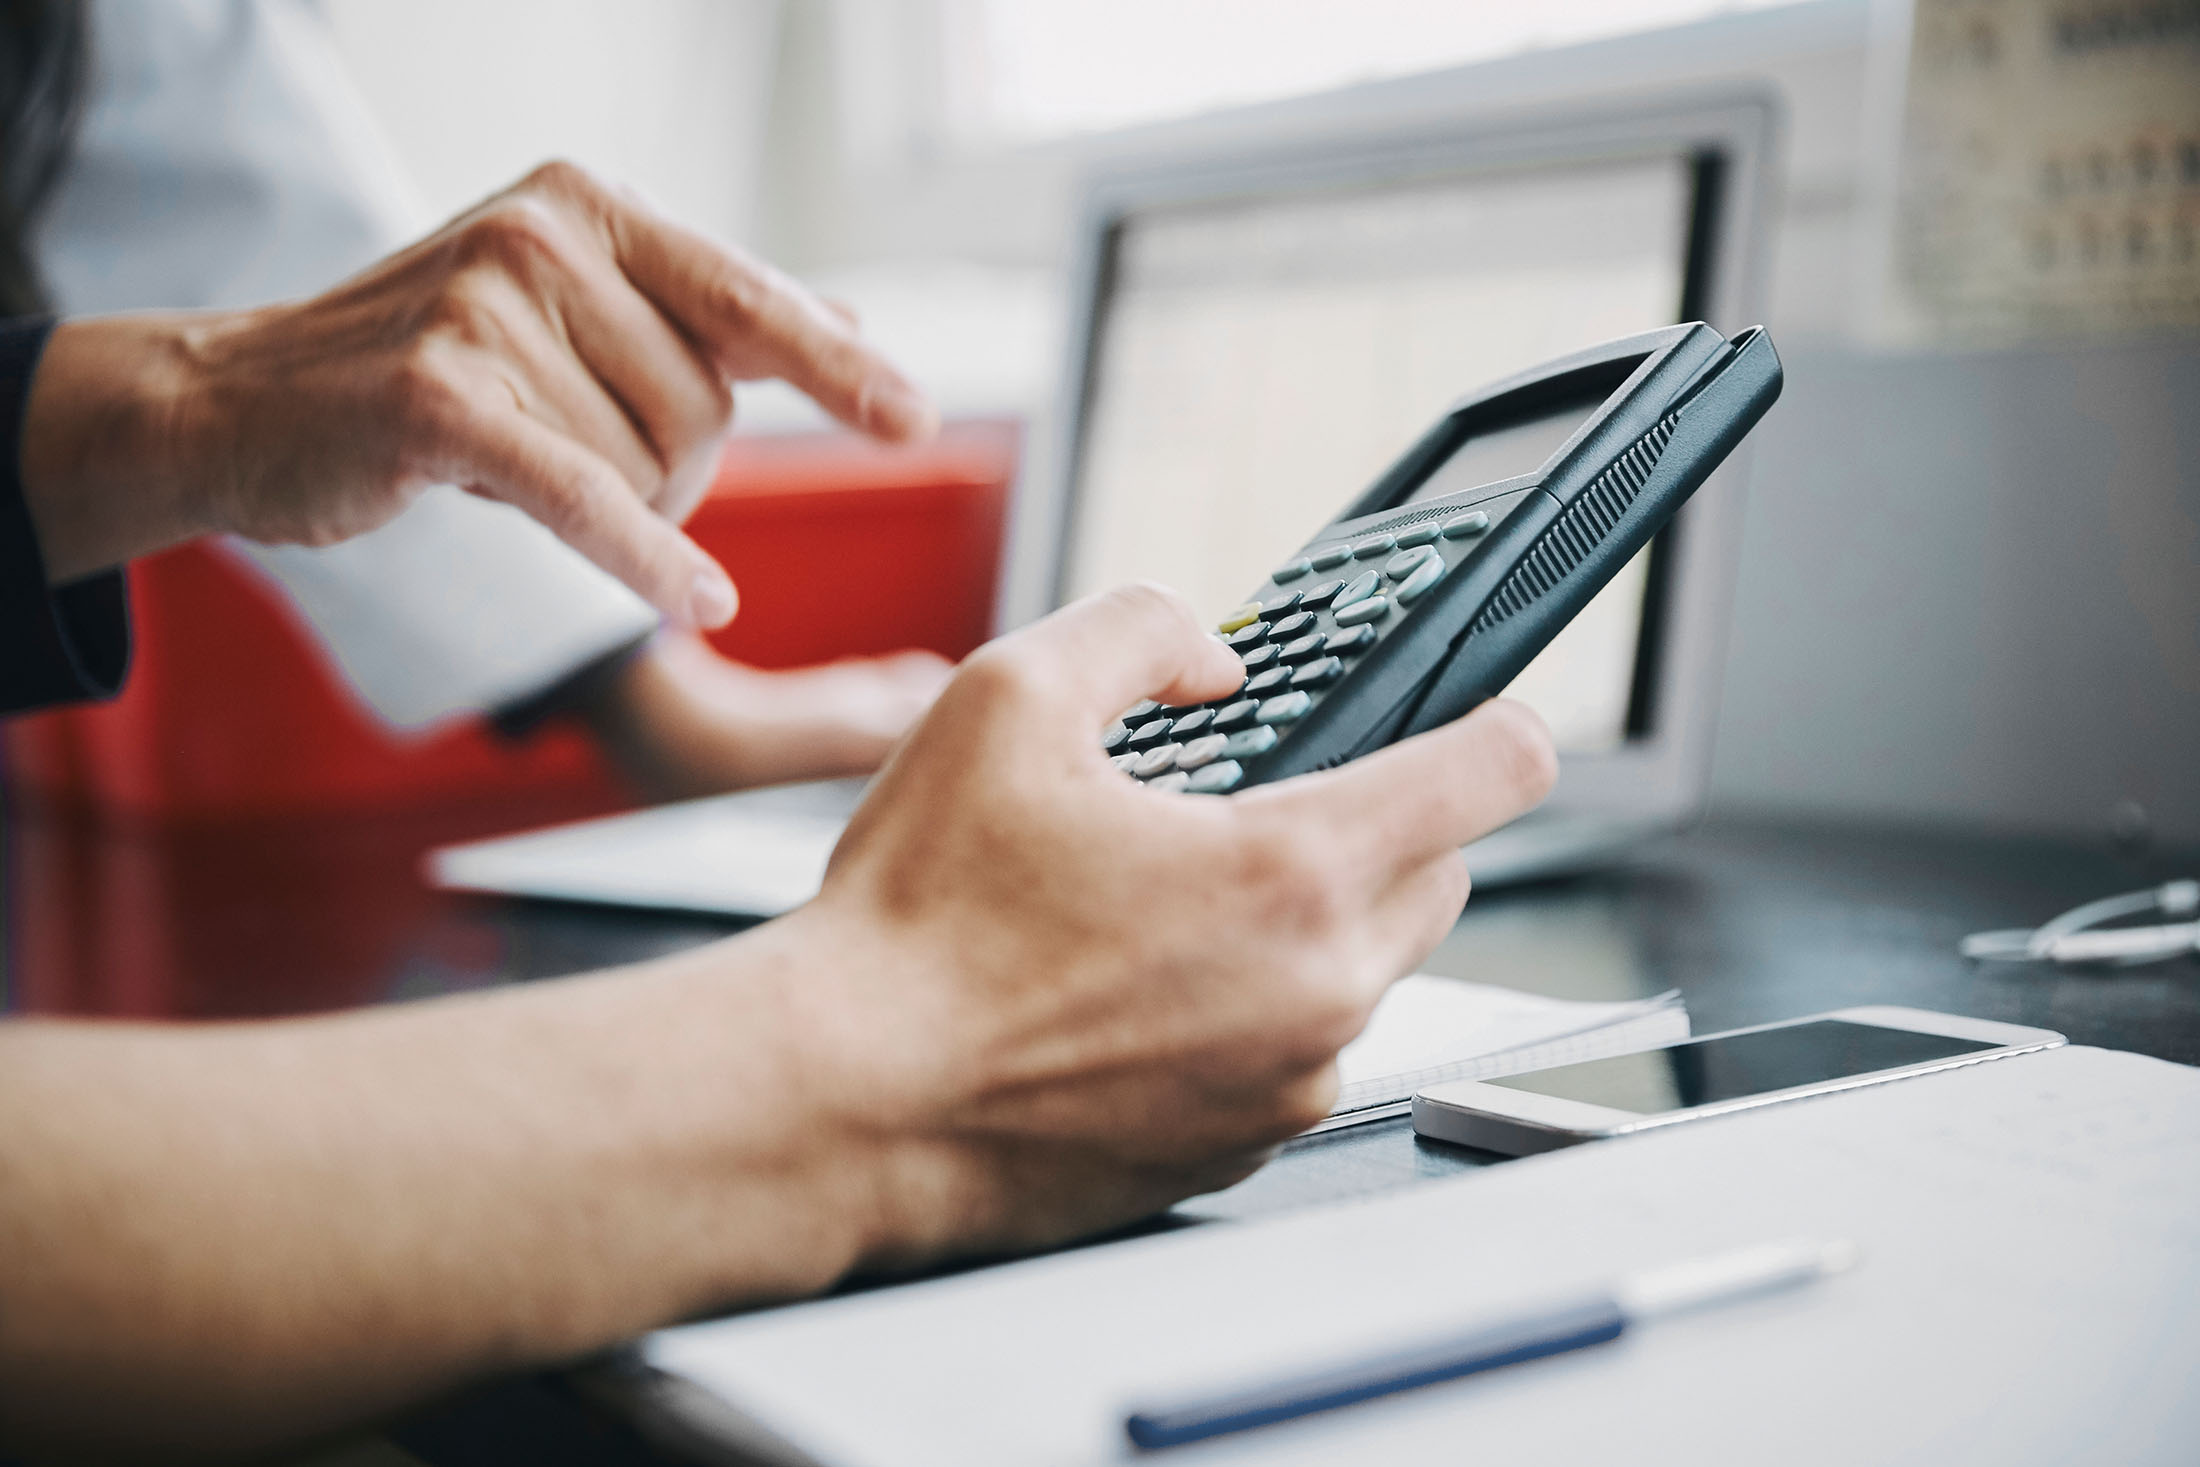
[943,0,1809,141]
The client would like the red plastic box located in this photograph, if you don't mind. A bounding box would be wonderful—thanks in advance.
[2,421,1018,822]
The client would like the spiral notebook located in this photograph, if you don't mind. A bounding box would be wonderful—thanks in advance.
[1320,976,1688,1133]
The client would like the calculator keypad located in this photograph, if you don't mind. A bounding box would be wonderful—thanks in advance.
[1289,656,1343,689]
[1097,501,1489,792]
[1333,570,1380,608]
[1333,595,1390,627]
[1175,733,1230,770]
[1127,718,1173,748]
[1169,708,1215,738]
[1211,699,1260,730]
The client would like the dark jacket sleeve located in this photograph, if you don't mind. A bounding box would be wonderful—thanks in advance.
[0,318,131,715]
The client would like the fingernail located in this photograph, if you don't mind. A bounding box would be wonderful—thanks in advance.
[864,375,937,441]
[688,568,737,629]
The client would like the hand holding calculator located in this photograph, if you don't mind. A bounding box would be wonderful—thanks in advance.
[1100,323,1783,793]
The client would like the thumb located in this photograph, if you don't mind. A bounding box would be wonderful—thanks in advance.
[1005,583,1246,734]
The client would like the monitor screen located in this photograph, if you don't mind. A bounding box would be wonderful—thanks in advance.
[1064,154,1692,753]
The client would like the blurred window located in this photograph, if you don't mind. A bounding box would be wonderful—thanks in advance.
[941,0,1809,141]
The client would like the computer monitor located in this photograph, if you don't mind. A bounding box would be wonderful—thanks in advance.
[1000,91,1777,879]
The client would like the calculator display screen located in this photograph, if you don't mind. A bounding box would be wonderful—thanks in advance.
[1402,393,1606,506]
[1485,1020,2002,1115]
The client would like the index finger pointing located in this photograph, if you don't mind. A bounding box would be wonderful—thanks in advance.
[453,409,738,631]
[598,195,936,444]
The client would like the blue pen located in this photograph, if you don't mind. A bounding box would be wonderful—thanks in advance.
[1123,1237,1859,1452]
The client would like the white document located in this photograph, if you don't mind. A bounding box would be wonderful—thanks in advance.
[426,786,1653,917]
[427,781,863,917]
[1324,975,1687,1131]
[644,1045,2200,1467]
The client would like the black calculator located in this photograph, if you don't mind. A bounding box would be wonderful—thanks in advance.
[1100,322,1783,793]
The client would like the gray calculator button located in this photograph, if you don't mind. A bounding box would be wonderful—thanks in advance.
[1352,535,1396,559]
[1224,621,1270,651]
[1240,644,1281,672]
[1111,752,1141,774]
[1384,544,1437,579]
[1333,569,1381,608]
[1244,665,1292,695]
[1271,557,1313,583]
[1394,523,1441,547]
[1221,725,1278,759]
[1259,591,1303,618]
[1133,743,1183,778]
[1101,724,1131,752]
[1290,656,1344,689]
[1255,691,1313,724]
[1212,698,1261,730]
[1175,733,1231,770]
[1146,771,1192,793]
[1334,595,1391,627]
[1324,623,1377,654]
[1124,699,1161,719]
[1298,578,1344,609]
[1185,760,1244,794]
[1277,633,1326,663]
[1395,555,1447,605]
[1441,510,1490,539]
[1127,718,1174,748]
[1169,708,1216,738]
[1269,611,1316,640]
[1308,544,1353,571]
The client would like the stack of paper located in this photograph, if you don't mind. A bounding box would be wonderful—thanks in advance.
[1324,976,1687,1131]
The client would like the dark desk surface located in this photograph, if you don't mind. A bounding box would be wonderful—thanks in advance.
[6,799,2196,1463]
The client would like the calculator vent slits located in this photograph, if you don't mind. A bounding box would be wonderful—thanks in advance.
[1362,502,1462,538]
[1469,413,1678,632]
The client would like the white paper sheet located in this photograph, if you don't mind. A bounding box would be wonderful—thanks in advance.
[645,1045,2200,1467]
[428,782,860,916]
[1328,976,1686,1126]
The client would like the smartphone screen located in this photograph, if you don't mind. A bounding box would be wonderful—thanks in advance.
[1485,1019,2003,1115]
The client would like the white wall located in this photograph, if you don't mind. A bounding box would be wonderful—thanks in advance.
[755,0,2200,846]
[319,0,780,248]
[310,1,2199,845]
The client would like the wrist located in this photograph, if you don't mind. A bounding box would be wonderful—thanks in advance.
[632,910,937,1300]
[19,315,229,580]
[736,898,1008,1277]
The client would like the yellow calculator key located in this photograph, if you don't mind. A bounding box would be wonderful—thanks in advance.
[1216,602,1263,634]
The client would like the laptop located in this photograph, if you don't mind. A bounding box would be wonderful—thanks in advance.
[432,92,1777,916]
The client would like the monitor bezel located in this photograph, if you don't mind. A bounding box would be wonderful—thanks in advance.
[998,88,1778,832]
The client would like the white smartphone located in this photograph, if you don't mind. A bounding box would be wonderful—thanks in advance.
[1412,1006,2065,1156]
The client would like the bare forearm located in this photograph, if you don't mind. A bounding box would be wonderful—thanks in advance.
[17,316,218,581]
[578,637,952,800]
[0,925,877,1460]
